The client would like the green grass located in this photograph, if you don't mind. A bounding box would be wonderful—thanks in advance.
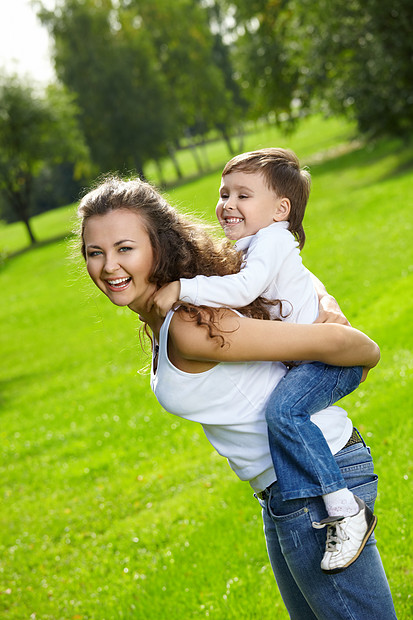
[1,116,412,619]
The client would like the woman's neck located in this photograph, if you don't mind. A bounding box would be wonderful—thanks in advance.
[129,304,164,342]
[126,284,164,340]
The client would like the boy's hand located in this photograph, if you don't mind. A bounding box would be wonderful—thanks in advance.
[152,281,181,318]
[315,294,350,326]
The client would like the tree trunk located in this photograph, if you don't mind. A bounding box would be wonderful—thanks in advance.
[6,176,37,244]
[237,125,245,152]
[185,129,204,174]
[189,145,204,173]
[218,125,236,156]
[199,135,211,171]
[23,216,37,244]
[154,159,166,186]
[134,158,146,181]
[167,145,183,180]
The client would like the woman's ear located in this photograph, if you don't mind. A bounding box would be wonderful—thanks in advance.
[273,198,291,222]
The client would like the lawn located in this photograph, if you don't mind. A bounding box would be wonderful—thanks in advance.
[0,116,412,619]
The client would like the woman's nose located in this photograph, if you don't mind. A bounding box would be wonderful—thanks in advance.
[103,254,120,273]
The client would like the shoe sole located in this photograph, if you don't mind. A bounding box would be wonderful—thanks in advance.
[321,514,378,575]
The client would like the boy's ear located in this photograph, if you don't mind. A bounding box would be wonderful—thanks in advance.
[273,198,291,221]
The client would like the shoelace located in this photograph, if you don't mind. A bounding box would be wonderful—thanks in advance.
[313,519,349,551]
[325,523,350,551]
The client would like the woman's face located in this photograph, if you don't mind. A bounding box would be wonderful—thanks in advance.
[83,209,156,313]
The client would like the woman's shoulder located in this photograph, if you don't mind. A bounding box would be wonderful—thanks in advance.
[168,308,241,359]
[165,309,230,372]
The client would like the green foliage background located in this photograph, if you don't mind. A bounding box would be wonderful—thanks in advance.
[0,117,412,618]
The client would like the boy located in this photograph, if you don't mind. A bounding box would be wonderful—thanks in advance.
[152,148,377,573]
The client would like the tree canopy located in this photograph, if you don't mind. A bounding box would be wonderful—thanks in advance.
[32,0,413,185]
[217,0,413,137]
[37,0,242,177]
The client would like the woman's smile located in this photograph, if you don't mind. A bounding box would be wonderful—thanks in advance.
[105,276,132,291]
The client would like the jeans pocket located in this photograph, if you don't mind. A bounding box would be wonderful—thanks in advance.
[345,472,378,507]
[266,487,310,521]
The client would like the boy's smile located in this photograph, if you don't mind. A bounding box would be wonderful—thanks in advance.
[216,171,290,241]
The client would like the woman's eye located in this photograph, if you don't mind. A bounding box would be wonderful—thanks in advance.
[119,246,132,252]
[88,250,102,257]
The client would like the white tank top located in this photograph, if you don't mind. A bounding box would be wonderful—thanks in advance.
[151,311,352,492]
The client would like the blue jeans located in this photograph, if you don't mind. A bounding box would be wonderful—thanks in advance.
[266,362,363,500]
[257,440,397,619]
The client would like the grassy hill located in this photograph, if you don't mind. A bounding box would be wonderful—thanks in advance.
[0,116,412,619]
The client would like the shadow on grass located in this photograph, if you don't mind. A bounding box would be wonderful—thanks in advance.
[0,373,40,412]
[310,136,413,183]
[1,232,75,264]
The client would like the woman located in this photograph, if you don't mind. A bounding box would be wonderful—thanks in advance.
[78,176,397,619]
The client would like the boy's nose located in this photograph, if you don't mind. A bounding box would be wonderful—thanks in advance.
[223,198,236,210]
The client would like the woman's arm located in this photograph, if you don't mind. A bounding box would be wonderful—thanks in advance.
[169,310,380,370]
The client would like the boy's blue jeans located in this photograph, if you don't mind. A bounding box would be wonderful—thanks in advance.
[266,362,363,500]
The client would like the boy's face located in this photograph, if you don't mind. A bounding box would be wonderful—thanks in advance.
[216,171,288,241]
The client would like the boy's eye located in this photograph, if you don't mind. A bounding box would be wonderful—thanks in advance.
[239,194,248,199]
[220,193,229,199]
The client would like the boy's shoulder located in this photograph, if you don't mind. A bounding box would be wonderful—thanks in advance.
[236,223,298,258]
[252,222,298,249]
[256,221,293,239]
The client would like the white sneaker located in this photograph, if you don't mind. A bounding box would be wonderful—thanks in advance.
[312,495,377,574]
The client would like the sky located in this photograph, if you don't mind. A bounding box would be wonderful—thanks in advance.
[0,0,56,84]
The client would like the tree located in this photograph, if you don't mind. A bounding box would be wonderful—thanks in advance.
[0,74,89,244]
[37,0,243,178]
[213,0,302,125]
[216,0,413,138]
[37,0,172,178]
[130,0,243,151]
[292,0,413,138]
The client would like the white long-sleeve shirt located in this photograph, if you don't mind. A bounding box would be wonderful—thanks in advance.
[179,221,319,324]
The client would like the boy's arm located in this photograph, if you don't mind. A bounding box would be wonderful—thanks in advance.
[179,228,295,309]
[151,263,271,318]
[151,228,286,317]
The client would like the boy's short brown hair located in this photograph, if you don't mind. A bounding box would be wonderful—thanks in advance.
[222,148,311,249]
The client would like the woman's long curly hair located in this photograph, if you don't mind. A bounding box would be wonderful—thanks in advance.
[77,176,282,342]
